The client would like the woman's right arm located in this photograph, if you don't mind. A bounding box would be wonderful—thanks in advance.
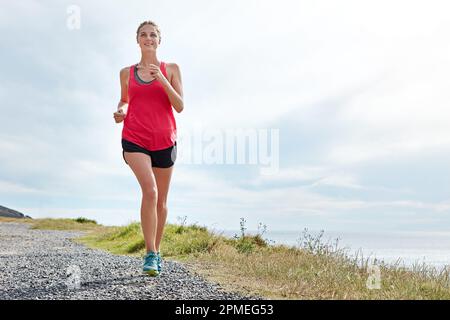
[114,67,129,123]
[117,67,129,111]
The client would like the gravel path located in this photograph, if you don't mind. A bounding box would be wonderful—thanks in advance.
[0,222,261,300]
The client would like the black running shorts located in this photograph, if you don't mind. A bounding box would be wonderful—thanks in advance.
[122,139,177,168]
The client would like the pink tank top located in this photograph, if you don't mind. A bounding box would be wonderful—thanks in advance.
[122,61,177,151]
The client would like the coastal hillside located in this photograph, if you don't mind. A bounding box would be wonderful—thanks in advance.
[0,205,32,219]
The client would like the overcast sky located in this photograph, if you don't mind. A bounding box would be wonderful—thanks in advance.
[1,0,450,235]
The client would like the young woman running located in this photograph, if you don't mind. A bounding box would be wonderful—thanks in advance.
[113,20,184,276]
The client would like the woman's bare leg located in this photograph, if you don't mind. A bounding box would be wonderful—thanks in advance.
[124,152,158,253]
[152,166,174,252]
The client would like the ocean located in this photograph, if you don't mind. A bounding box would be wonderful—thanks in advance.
[218,229,450,270]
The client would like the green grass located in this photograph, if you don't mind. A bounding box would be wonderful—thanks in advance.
[29,218,101,232]
[73,217,97,224]
[3,216,450,299]
[0,217,34,224]
[77,221,221,258]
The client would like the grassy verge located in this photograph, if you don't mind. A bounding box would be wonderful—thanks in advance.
[0,216,100,231]
[2,217,450,299]
[30,217,104,232]
[0,217,34,224]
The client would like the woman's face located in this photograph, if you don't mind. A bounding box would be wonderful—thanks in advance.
[137,24,160,51]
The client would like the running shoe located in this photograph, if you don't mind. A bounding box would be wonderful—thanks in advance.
[157,251,162,273]
[143,251,159,276]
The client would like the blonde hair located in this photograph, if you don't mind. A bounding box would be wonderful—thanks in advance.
[136,20,161,44]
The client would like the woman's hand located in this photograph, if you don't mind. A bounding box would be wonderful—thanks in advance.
[147,64,167,83]
[113,108,126,123]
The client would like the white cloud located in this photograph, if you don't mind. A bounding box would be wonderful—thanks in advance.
[0,180,43,195]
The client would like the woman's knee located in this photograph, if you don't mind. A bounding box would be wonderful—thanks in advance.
[141,185,158,200]
[157,201,168,212]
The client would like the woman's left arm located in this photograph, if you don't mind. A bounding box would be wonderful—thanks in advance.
[157,63,184,113]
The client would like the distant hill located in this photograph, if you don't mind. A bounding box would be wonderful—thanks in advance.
[0,205,32,219]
